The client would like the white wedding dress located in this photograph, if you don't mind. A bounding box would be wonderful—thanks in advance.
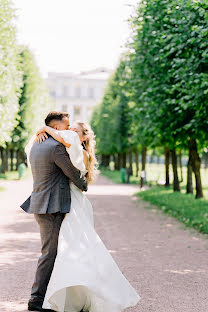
[40,130,141,312]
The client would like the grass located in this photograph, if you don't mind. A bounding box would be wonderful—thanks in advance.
[138,186,208,234]
[101,163,175,186]
[101,168,139,184]
[101,162,208,235]
[0,168,32,181]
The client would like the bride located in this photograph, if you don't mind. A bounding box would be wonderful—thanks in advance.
[34,120,141,312]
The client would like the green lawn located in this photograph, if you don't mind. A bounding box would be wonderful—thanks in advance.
[138,186,208,234]
[101,168,139,184]
[101,163,208,234]
[0,168,32,181]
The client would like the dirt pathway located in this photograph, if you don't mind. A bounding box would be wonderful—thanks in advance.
[0,175,208,312]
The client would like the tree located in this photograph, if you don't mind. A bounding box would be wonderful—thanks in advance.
[91,58,132,169]
[9,47,53,167]
[0,0,22,147]
[129,0,208,197]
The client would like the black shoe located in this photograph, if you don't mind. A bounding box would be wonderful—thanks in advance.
[28,298,43,311]
[28,303,55,311]
[28,302,43,311]
[28,297,56,311]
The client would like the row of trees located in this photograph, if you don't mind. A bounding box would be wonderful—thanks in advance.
[91,0,208,198]
[0,0,53,173]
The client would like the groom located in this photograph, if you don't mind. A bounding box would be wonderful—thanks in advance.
[20,111,87,312]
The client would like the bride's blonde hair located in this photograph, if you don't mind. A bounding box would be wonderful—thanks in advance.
[75,121,98,184]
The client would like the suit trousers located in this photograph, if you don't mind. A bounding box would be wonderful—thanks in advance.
[31,212,65,302]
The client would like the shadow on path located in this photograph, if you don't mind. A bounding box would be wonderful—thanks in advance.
[1,175,208,311]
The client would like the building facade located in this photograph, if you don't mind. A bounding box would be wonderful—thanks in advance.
[47,68,111,123]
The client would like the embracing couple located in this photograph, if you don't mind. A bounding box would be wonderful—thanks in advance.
[20,111,140,312]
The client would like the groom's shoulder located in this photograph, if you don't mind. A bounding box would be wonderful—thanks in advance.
[47,136,62,146]
[32,136,63,152]
[46,137,67,154]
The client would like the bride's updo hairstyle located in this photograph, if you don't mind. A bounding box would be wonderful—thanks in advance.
[75,121,98,184]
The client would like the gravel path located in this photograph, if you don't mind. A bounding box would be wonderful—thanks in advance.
[0,175,208,312]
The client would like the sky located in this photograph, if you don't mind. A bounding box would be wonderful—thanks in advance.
[15,0,138,77]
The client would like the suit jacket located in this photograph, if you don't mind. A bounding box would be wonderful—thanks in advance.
[20,136,87,214]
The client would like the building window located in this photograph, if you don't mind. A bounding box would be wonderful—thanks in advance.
[63,86,68,97]
[87,107,92,118]
[75,87,81,98]
[88,87,94,98]
[62,104,68,112]
[50,91,56,97]
[74,106,81,118]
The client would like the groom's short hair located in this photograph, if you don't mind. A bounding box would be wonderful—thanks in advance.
[45,111,69,126]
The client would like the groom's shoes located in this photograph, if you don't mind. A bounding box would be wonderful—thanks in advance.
[28,302,55,311]
[28,298,56,311]
[28,301,42,311]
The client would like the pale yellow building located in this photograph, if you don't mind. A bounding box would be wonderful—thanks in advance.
[47,68,111,123]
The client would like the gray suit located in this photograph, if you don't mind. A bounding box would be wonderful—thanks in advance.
[20,136,87,303]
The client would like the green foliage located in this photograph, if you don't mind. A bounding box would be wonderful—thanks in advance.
[0,0,22,146]
[0,167,31,180]
[9,47,53,150]
[129,0,208,149]
[91,57,132,155]
[0,1,53,151]
[102,162,208,235]
[101,168,138,184]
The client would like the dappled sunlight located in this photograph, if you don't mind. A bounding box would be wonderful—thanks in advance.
[0,300,28,312]
[0,233,40,268]
[165,269,207,275]
[0,185,40,270]
[88,184,138,197]
[165,223,173,227]
[192,236,199,241]
[108,249,117,254]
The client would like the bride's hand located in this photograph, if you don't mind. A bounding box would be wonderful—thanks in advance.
[37,132,48,144]
[36,126,46,136]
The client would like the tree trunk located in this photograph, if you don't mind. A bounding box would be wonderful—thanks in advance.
[189,139,203,199]
[10,149,14,171]
[150,152,153,164]
[101,154,104,167]
[179,150,183,182]
[0,148,6,173]
[117,153,122,170]
[16,150,21,169]
[186,148,193,194]
[170,149,180,192]
[5,148,9,171]
[114,154,120,171]
[204,152,208,169]
[164,147,170,187]
[134,148,139,177]
[21,150,26,165]
[140,147,147,188]
[105,155,110,167]
[128,148,133,174]
[121,152,126,169]
[113,154,116,170]
[15,151,18,170]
